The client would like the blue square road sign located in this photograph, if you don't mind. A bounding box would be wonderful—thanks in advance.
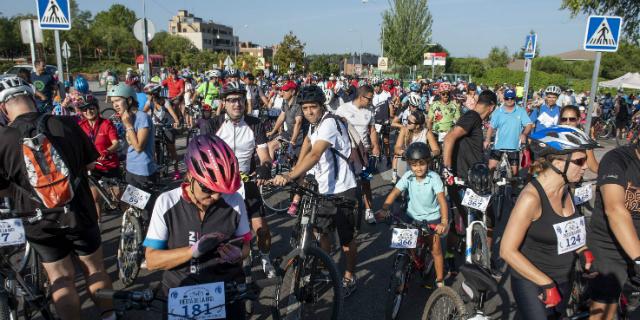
[583,15,623,52]
[524,34,537,59]
[36,0,71,30]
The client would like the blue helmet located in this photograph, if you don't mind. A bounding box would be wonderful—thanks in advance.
[409,82,420,92]
[74,76,89,94]
[529,125,599,157]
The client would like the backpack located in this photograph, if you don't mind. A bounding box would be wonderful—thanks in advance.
[320,114,368,178]
[21,114,79,208]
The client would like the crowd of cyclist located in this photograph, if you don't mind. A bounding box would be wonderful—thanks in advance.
[0,61,640,320]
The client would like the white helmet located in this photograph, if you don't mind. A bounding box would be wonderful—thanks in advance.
[408,92,421,107]
[205,69,222,79]
[0,77,34,103]
[545,85,562,96]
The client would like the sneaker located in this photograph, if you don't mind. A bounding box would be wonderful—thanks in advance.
[173,172,182,181]
[342,275,357,298]
[261,255,277,279]
[365,209,376,224]
[287,201,299,217]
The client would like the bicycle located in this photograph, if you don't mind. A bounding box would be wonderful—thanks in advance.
[154,123,173,178]
[273,176,347,320]
[0,207,69,320]
[96,277,279,319]
[87,165,126,216]
[382,213,438,320]
[260,138,295,213]
[490,148,524,223]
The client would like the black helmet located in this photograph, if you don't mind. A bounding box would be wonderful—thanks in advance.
[404,142,431,161]
[296,85,325,105]
[220,81,247,98]
[467,162,491,195]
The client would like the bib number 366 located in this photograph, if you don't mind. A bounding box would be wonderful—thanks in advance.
[168,282,225,320]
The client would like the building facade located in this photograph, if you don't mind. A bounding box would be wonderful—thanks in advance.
[239,41,274,60]
[168,10,238,53]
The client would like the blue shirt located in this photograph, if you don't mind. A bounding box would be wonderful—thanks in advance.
[491,105,532,150]
[126,111,156,176]
[395,171,444,222]
[529,103,560,133]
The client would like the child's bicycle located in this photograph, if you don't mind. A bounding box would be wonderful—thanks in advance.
[380,212,439,320]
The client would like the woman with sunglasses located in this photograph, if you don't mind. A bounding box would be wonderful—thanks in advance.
[78,98,120,219]
[501,125,599,320]
[559,105,599,173]
[394,110,440,178]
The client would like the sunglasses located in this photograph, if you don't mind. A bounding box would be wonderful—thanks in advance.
[361,95,373,101]
[504,97,515,101]
[568,157,587,166]
[192,178,215,194]
[224,97,242,104]
[561,117,578,122]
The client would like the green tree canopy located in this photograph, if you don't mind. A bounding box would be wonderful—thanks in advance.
[561,0,640,44]
[486,46,510,69]
[273,31,305,74]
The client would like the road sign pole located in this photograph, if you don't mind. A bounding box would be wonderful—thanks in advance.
[522,59,532,109]
[584,51,602,135]
[431,56,435,80]
[28,20,37,68]
[54,30,65,99]
[65,56,69,82]
[142,0,150,83]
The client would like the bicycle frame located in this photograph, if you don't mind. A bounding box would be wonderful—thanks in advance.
[465,209,489,264]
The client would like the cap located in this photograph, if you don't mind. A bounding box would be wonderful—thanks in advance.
[468,83,477,91]
[280,81,298,91]
[504,89,516,99]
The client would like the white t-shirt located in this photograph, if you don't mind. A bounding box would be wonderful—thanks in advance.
[270,95,285,117]
[373,91,391,108]
[308,113,357,194]
[184,82,193,106]
[336,102,374,149]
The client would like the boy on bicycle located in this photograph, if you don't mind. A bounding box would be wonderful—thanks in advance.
[375,142,449,288]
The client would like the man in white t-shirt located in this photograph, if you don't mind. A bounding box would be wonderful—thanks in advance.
[271,85,360,297]
[336,85,380,224]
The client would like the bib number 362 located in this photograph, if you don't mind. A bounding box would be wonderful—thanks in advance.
[168,282,225,320]
[553,216,586,255]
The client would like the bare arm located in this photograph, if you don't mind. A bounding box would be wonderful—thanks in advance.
[165,103,181,124]
[500,186,553,286]
[586,149,599,174]
[602,184,640,259]
[290,116,303,145]
[484,126,494,150]
[426,130,440,156]
[145,247,192,271]
[290,139,331,180]
[394,128,406,156]
[268,112,286,136]
[391,116,403,129]
[125,126,150,153]
[443,126,467,168]
[381,188,402,210]
[296,136,313,166]
[370,125,380,156]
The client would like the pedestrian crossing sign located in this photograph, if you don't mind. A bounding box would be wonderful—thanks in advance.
[583,15,623,52]
[523,34,537,59]
[36,0,71,30]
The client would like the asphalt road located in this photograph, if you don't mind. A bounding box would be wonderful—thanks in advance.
[71,90,619,319]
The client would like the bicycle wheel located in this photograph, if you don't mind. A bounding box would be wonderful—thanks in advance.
[260,183,293,213]
[470,223,490,270]
[101,107,116,119]
[117,209,144,287]
[0,290,12,320]
[275,246,343,320]
[422,286,467,320]
[22,245,53,320]
[566,261,590,318]
[384,253,410,320]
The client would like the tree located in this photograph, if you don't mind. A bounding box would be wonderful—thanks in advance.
[273,31,305,74]
[446,57,486,78]
[561,0,640,44]
[0,16,23,59]
[309,55,331,76]
[486,46,510,68]
[381,0,433,76]
[90,4,137,58]
[149,31,196,58]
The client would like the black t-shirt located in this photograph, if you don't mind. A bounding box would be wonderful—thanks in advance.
[588,146,640,255]
[31,71,56,104]
[452,110,484,180]
[0,112,99,240]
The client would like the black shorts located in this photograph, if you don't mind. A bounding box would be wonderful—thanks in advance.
[29,223,102,263]
[243,181,265,219]
[156,128,177,144]
[489,150,520,167]
[316,188,359,247]
[90,167,121,181]
[589,242,630,304]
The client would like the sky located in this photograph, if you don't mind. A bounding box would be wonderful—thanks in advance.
[2,0,590,58]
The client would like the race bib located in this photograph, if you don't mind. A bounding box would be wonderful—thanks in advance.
[0,219,26,247]
[390,228,419,249]
[537,112,558,128]
[120,184,151,210]
[574,184,593,205]
[168,282,226,320]
[374,124,383,133]
[461,189,491,212]
[438,131,447,143]
[553,216,586,255]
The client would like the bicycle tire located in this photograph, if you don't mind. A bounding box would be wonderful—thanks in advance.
[260,183,293,213]
[117,209,144,287]
[275,246,343,320]
[22,245,53,320]
[422,286,467,320]
[101,107,116,119]
[566,260,591,318]
[0,290,12,320]
[384,253,410,320]
[470,223,491,270]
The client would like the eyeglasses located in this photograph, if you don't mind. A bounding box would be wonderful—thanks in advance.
[361,95,373,101]
[407,121,416,125]
[568,157,587,167]
[224,97,242,104]
[560,117,578,122]
[192,178,215,194]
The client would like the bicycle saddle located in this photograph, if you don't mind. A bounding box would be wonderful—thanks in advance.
[460,263,498,294]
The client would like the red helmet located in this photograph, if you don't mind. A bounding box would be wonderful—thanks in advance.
[185,135,241,194]
[202,104,212,111]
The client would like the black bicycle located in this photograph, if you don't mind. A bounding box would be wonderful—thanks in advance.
[154,122,174,178]
[274,177,347,320]
[0,207,66,320]
[87,165,126,217]
[260,138,295,213]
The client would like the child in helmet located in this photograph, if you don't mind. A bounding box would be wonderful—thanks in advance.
[376,141,449,288]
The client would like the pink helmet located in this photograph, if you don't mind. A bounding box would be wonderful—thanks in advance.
[185,135,241,194]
